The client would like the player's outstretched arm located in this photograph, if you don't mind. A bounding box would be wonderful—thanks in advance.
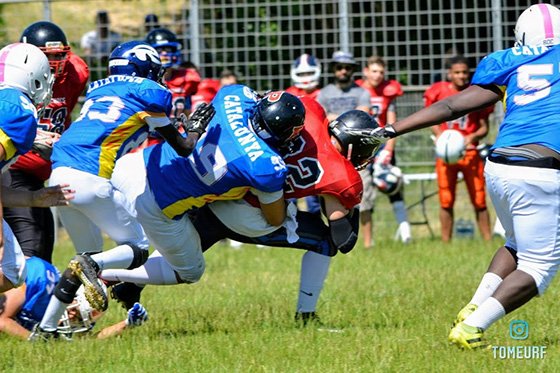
[393,84,501,136]
[156,103,216,157]
[2,184,74,208]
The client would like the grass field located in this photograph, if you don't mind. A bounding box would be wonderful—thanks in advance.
[1,233,559,372]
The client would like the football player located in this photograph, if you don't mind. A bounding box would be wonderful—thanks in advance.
[356,56,411,246]
[35,86,304,338]
[4,21,90,264]
[141,27,200,148]
[286,53,322,100]
[0,256,148,341]
[103,99,381,325]
[370,3,560,350]
[33,40,215,336]
[424,55,493,242]
[0,43,58,292]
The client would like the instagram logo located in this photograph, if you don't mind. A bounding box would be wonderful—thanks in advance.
[509,320,529,340]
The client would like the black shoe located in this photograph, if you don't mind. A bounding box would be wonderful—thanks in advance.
[68,254,108,312]
[294,312,322,327]
[110,282,144,310]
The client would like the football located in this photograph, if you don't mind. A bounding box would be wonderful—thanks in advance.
[435,129,465,164]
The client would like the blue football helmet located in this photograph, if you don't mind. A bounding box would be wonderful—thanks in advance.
[145,28,182,68]
[108,40,163,81]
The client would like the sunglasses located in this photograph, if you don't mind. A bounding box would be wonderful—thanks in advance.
[334,64,354,71]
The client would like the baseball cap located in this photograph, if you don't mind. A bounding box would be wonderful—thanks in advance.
[332,50,357,65]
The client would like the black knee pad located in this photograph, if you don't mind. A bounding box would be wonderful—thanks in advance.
[127,245,149,269]
[54,268,81,304]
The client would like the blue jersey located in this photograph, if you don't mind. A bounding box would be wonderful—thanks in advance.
[472,44,560,153]
[0,86,37,171]
[51,75,172,179]
[145,84,288,219]
[16,257,59,331]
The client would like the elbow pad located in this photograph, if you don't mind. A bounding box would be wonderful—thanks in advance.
[328,207,359,254]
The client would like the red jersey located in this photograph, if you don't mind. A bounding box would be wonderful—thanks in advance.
[283,96,363,209]
[11,51,89,181]
[191,78,220,110]
[355,79,403,127]
[285,85,320,101]
[164,67,201,118]
[424,81,494,139]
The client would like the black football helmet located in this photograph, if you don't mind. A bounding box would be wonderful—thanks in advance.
[252,91,305,152]
[20,21,70,79]
[145,28,182,68]
[328,110,382,169]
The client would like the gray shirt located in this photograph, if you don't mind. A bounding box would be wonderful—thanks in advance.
[317,83,371,116]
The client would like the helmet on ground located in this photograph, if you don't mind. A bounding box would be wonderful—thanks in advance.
[514,4,560,47]
[328,110,382,170]
[0,43,53,107]
[435,129,465,164]
[145,28,182,68]
[109,41,163,81]
[373,164,404,196]
[20,21,70,79]
[58,283,106,336]
[251,91,306,151]
[291,54,321,90]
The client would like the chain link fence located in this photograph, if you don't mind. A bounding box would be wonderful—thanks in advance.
[0,0,551,237]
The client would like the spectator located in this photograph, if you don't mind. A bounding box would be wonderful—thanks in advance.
[317,51,370,122]
[356,56,411,246]
[424,55,493,242]
[80,10,121,80]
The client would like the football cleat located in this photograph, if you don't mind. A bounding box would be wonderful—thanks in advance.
[294,312,343,333]
[68,254,108,312]
[452,303,478,327]
[448,322,489,350]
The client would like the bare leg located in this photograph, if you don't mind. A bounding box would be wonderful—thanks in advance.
[475,208,491,241]
[492,270,538,313]
[360,210,373,248]
[440,207,453,242]
[486,246,517,279]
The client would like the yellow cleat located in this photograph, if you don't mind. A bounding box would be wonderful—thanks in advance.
[448,322,489,350]
[453,303,478,327]
[69,254,108,312]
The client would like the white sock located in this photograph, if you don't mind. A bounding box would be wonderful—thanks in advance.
[91,244,136,270]
[100,251,179,285]
[297,251,331,313]
[469,272,503,306]
[40,296,69,331]
[398,221,411,243]
[464,297,505,330]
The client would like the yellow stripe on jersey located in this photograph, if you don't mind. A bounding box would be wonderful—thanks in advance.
[0,128,17,161]
[499,85,507,112]
[98,114,145,179]
[162,187,250,219]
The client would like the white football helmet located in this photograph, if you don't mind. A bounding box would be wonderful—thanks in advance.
[514,4,560,47]
[0,42,53,108]
[58,283,106,336]
[291,54,321,90]
[373,164,403,196]
[435,129,465,165]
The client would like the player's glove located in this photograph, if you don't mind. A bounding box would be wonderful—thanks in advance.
[179,103,216,136]
[125,302,148,327]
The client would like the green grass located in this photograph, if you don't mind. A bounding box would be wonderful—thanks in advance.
[2,235,559,372]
